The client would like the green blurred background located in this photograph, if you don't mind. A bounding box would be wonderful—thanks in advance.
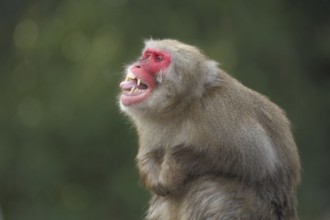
[0,0,329,219]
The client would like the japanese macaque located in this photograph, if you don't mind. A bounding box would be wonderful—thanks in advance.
[119,39,300,220]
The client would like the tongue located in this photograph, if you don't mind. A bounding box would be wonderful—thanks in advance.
[120,80,137,90]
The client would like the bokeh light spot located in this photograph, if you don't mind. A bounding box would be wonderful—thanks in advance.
[13,19,39,50]
[61,31,90,62]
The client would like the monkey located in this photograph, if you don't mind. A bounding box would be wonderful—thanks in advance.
[119,39,300,220]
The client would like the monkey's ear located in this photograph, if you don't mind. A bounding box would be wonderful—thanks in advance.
[202,60,222,88]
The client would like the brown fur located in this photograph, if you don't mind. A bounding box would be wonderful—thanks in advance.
[120,39,300,220]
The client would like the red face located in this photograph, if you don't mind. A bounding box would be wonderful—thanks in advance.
[120,49,171,106]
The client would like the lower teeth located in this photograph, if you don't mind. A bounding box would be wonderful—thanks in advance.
[130,87,136,94]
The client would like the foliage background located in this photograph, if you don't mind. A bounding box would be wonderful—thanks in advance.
[0,0,329,219]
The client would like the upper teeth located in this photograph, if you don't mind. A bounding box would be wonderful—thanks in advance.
[124,72,144,94]
[125,72,136,81]
[125,72,141,86]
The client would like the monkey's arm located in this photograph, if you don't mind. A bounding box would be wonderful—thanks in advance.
[139,124,278,196]
[158,145,213,194]
[136,149,174,196]
[138,144,223,196]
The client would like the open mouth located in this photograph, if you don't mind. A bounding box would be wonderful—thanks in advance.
[120,72,148,95]
[119,71,151,106]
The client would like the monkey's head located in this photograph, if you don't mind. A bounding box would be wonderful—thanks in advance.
[119,39,221,117]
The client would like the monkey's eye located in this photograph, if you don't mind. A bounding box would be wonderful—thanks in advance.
[155,54,164,62]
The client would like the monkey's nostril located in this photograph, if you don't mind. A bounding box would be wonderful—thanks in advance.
[135,65,141,68]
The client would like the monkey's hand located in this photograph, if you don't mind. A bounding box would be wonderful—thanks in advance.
[156,143,217,196]
[137,148,187,196]
[156,158,186,195]
[153,144,201,196]
[137,149,172,196]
